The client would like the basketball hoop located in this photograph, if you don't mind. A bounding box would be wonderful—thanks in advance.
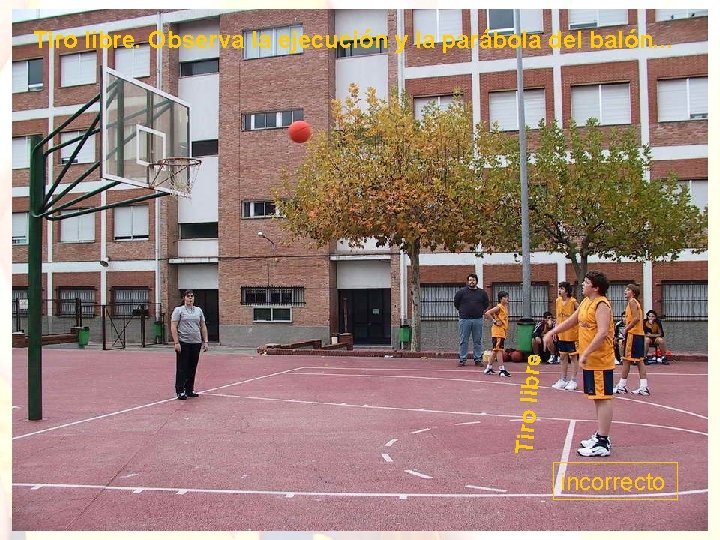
[147,157,201,197]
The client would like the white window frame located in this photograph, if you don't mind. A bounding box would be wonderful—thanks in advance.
[656,9,708,22]
[413,9,463,43]
[569,9,627,29]
[252,307,292,323]
[60,51,97,87]
[242,200,280,218]
[60,131,96,164]
[12,212,29,245]
[12,58,43,93]
[413,95,454,119]
[244,109,303,131]
[60,211,95,243]
[114,44,151,79]
[657,77,708,122]
[114,205,149,241]
[487,9,544,34]
[489,89,546,131]
[244,25,304,59]
[678,179,708,211]
[12,136,31,169]
[571,83,631,126]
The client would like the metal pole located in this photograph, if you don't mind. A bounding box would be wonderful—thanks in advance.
[28,135,45,420]
[515,10,532,319]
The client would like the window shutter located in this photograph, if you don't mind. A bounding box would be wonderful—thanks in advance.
[12,213,28,244]
[79,214,95,242]
[413,10,437,41]
[244,31,259,59]
[12,137,30,169]
[134,44,150,77]
[438,10,462,39]
[597,9,627,26]
[688,77,708,117]
[524,89,546,129]
[489,91,518,130]
[133,206,149,238]
[414,97,433,118]
[114,207,133,239]
[571,85,600,126]
[519,9,544,33]
[601,83,630,125]
[658,79,688,121]
[569,9,596,28]
[12,61,28,93]
[276,27,291,55]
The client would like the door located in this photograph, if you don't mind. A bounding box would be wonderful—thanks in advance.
[177,289,219,342]
[338,289,391,345]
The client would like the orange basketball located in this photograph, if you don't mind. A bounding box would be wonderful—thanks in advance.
[288,120,312,143]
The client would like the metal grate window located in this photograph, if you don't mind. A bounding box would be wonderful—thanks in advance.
[58,288,95,317]
[12,288,29,316]
[420,284,463,321]
[606,282,628,320]
[112,287,149,317]
[662,282,707,321]
[241,286,305,306]
[491,283,549,320]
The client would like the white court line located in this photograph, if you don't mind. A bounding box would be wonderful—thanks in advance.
[12,482,707,500]
[295,366,707,377]
[404,470,433,479]
[553,420,576,496]
[466,485,507,493]
[411,428,432,434]
[385,438,398,447]
[382,454,393,463]
[613,396,707,420]
[12,368,299,440]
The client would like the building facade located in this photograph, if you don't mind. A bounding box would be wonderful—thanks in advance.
[12,9,708,351]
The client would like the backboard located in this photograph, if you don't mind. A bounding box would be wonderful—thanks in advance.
[102,67,193,197]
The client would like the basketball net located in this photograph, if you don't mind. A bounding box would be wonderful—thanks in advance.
[147,157,201,197]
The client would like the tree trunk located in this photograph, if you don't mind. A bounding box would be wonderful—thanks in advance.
[569,254,588,299]
[408,240,422,352]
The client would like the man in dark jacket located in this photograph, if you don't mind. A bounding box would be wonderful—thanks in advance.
[454,273,490,367]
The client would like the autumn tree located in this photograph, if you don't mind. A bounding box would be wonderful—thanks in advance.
[475,119,708,285]
[276,85,489,351]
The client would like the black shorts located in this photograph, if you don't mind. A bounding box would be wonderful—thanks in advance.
[556,340,577,354]
[623,334,646,362]
[492,337,505,351]
[582,369,614,400]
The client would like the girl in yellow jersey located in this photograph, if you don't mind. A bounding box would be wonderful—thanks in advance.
[484,291,511,377]
[551,282,580,391]
[544,271,614,457]
[614,284,650,395]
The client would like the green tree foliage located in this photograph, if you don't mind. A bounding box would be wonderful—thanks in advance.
[475,119,708,285]
[276,85,487,351]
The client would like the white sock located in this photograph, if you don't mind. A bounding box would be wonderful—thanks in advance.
[640,378,648,388]
[618,378,627,388]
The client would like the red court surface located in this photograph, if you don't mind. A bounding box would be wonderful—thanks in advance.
[12,348,708,531]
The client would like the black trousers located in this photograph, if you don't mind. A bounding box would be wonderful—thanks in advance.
[175,342,202,394]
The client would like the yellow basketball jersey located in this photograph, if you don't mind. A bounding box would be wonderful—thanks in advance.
[491,303,508,338]
[555,296,579,342]
[578,296,615,370]
[625,297,644,336]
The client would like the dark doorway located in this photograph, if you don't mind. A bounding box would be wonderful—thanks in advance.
[177,289,219,342]
[338,289,391,345]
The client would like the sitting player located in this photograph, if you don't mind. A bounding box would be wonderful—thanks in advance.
[643,310,668,364]
[532,312,556,363]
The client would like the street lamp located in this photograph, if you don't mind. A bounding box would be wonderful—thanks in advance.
[258,231,276,287]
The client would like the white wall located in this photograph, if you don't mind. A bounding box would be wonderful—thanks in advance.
[337,260,391,289]
[336,54,389,104]
[178,75,220,141]
[179,156,218,222]
[178,263,219,289]
[177,239,218,258]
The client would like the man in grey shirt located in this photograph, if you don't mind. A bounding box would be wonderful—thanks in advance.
[454,273,490,367]
[171,290,209,399]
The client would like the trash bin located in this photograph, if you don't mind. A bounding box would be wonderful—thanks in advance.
[399,324,412,344]
[515,318,534,352]
[78,326,90,348]
[153,321,164,343]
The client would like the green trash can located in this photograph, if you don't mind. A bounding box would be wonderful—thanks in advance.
[399,324,412,344]
[153,321,164,343]
[515,318,534,352]
[78,326,90,348]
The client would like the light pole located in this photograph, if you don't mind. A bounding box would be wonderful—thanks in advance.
[257,231,276,287]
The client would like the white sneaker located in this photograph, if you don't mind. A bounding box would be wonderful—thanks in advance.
[551,378,568,390]
[613,385,628,394]
[579,432,612,449]
[631,386,650,396]
[577,440,611,457]
[564,380,578,391]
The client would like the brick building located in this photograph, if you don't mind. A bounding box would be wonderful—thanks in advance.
[11,9,708,351]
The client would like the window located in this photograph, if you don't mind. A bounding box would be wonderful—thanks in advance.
[60,131,96,164]
[243,109,303,131]
[244,25,304,59]
[12,288,29,316]
[489,89,546,131]
[491,283,548,320]
[413,9,462,43]
[242,200,278,218]
[252,307,292,322]
[114,44,151,78]
[180,58,219,76]
[12,213,28,245]
[656,9,708,21]
[12,58,43,93]
[336,39,387,58]
[60,211,95,243]
[112,287,149,317]
[413,96,454,119]
[12,137,30,169]
[58,288,95,317]
[606,282,628,319]
[241,286,305,306]
[114,205,149,240]
[179,222,219,239]
[678,179,708,210]
[571,83,631,126]
[60,51,97,87]
[657,77,708,121]
[191,139,218,157]
[662,282,707,321]
[569,9,627,29]
[420,284,463,321]
[487,9,543,34]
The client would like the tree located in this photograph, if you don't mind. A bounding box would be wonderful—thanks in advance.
[276,85,488,351]
[475,119,708,285]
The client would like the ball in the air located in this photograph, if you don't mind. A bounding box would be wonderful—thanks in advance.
[288,120,312,143]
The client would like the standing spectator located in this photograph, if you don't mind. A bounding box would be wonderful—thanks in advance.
[644,310,668,364]
[552,282,581,391]
[614,284,650,396]
[453,274,490,367]
[544,271,615,457]
[484,291,511,377]
[170,289,209,400]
